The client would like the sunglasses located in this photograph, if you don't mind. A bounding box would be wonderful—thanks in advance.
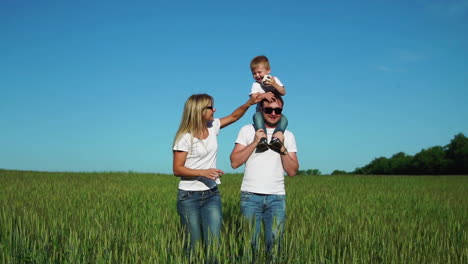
[263,107,283,114]
[205,106,214,110]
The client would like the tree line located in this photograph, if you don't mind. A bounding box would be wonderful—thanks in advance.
[298,133,468,175]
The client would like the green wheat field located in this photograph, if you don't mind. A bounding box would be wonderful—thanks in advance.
[1,170,467,263]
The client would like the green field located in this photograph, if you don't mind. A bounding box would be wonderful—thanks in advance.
[1,170,467,263]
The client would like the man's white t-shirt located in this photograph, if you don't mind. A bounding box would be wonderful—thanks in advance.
[173,119,221,191]
[235,124,297,195]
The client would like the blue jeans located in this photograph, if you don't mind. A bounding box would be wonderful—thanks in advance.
[177,187,222,254]
[253,111,288,136]
[240,192,286,256]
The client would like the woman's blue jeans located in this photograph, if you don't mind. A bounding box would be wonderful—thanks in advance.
[240,192,286,255]
[177,187,222,254]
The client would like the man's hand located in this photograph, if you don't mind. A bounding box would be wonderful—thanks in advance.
[255,129,267,144]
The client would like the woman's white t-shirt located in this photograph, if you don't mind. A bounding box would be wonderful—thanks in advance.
[173,118,221,191]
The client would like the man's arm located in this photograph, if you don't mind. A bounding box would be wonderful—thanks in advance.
[280,151,299,176]
[230,129,264,168]
[275,133,299,176]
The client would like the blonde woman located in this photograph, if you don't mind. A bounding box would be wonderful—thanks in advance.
[173,93,260,255]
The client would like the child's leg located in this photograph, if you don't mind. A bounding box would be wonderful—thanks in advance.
[269,115,288,153]
[273,115,288,137]
[253,112,267,133]
[253,112,268,152]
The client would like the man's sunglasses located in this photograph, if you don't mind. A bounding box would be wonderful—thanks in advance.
[263,107,283,114]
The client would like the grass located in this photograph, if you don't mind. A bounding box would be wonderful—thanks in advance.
[1,170,467,263]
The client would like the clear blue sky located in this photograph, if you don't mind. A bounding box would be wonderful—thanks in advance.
[1,0,467,174]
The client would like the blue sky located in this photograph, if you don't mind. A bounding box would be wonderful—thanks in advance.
[1,0,467,174]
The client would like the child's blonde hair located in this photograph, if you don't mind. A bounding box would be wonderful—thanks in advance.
[250,55,270,71]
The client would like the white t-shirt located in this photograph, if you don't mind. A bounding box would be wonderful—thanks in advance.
[235,124,297,195]
[173,119,221,191]
[249,76,284,95]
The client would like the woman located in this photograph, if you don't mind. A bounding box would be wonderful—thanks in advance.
[172,93,260,254]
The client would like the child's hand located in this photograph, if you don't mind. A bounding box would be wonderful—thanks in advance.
[262,75,276,86]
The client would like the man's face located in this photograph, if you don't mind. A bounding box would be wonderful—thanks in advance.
[262,100,283,128]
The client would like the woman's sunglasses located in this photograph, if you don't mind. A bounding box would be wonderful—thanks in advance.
[262,107,283,114]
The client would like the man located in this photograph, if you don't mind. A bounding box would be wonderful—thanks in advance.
[230,92,299,260]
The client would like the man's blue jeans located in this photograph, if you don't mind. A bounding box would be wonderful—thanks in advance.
[177,187,222,254]
[240,192,286,255]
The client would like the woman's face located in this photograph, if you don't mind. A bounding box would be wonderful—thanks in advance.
[203,102,216,122]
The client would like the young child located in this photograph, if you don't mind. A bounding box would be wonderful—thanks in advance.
[249,55,288,153]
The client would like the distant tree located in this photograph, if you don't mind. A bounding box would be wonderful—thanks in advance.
[445,133,468,174]
[307,169,322,175]
[411,146,450,174]
[297,169,322,175]
[331,170,348,175]
[355,156,391,174]
[353,133,468,175]
[388,152,413,174]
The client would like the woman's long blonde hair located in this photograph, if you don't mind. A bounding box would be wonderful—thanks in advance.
[173,94,214,147]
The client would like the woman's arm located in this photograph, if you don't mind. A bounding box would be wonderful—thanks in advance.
[173,150,224,180]
[219,93,261,128]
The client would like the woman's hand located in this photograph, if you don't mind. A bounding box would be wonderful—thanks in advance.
[201,168,224,180]
[248,93,263,105]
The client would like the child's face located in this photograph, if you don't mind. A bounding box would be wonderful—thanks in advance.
[251,65,271,83]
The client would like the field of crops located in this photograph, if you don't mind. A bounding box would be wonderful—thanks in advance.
[1,170,467,263]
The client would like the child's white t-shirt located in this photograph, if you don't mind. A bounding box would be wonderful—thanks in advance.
[249,76,284,95]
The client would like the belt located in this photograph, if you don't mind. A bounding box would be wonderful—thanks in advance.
[179,186,218,194]
[252,192,269,196]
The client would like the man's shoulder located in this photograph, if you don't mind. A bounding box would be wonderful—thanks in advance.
[240,123,255,131]
[284,129,295,137]
[237,124,255,137]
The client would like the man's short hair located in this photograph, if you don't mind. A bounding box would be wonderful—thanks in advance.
[261,90,284,107]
